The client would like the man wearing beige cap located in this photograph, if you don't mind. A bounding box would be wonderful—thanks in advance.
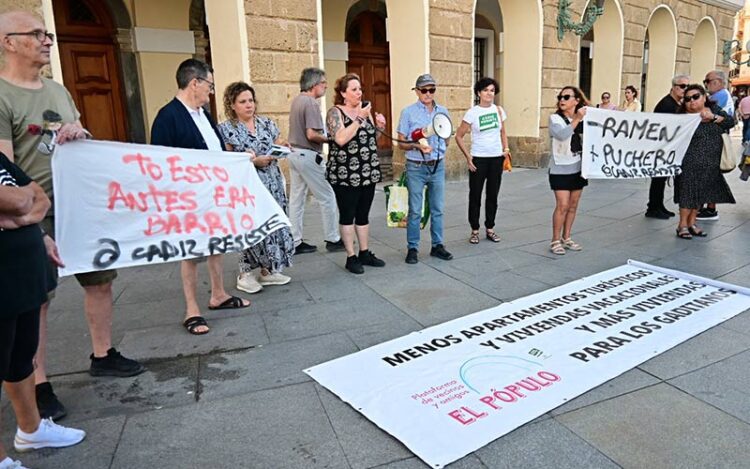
[396,74,453,264]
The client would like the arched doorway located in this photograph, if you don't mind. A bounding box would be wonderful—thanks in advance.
[474,0,502,105]
[579,29,594,99]
[588,0,623,106]
[346,8,392,154]
[641,5,677,112]
[52,0,128,142]
[690,18,718,81]
[189,0,217,117]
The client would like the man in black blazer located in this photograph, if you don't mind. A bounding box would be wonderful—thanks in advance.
[151,59,250,335]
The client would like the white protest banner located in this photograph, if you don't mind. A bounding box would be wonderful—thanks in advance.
[582,107,700,179]
[306,261,750,468]
[52,140,290,276]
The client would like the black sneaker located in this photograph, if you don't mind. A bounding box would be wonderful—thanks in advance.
[325,239,346,252]
[660,208,676,217]
[345,255,364,274]
[89,348,145,377]
[645,210,670,220]
[359,250,385,267]
[430,244,453,261]
[696,208,719,220]
[405,248,419,264]
[294,241,317,255]
[36,382,67,421]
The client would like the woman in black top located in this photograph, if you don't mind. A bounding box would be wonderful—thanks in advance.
[325,73,387,274]
[0,153,85,464]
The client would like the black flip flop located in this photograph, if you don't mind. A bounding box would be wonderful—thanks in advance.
[208,295,250,310]
[183,316,210,335]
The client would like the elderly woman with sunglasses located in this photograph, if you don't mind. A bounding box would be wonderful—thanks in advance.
[674,84,735,239]
[596,92,617,110]
[548,86,589,255]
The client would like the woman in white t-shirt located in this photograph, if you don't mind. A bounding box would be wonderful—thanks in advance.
[455,77,509,245]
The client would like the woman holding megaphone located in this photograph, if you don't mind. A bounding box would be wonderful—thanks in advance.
[325,73,387,274]
[455,77,508,245]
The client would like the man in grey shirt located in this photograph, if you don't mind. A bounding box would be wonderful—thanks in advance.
[288,68,343,254]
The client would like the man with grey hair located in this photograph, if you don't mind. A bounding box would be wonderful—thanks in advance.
[645,74,690,219]
[698,69,734,221]
[287,67,343,254]
[0,10,144,424]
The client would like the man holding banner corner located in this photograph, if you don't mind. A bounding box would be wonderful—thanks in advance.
[0,10,144,422]
[151,58,251,335]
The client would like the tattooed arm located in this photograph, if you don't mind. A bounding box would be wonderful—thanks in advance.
[327,106,360,147]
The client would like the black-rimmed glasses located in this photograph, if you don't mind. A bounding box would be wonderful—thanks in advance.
[418,88,436,94]
[197,77,215,92]
[684,93,703,102]
[674,84,688,89]
[5,30,54,43]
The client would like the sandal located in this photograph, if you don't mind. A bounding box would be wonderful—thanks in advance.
[550,240,566,255]
[183,316,209,335]
[676,226,692,239]
[469,231,480,244]
[562,238,582,251]
[688,225,707,237]
[208,295,251,310]
[486,230,501,243]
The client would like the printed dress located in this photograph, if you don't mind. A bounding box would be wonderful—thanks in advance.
[326,109,381,187]
[675,121,735,209]
[218,117,294,273]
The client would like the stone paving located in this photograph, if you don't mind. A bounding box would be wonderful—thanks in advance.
[3,158,750,468]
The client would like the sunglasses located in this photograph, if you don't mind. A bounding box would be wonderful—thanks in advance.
[418,88,436,94]
[557,94,574,101]
[602,95,610,100]
[674,84,688,89]
[703,78,718,85]
[684,93,703,102]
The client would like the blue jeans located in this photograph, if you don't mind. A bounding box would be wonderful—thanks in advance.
[406,160,445,249]
[743,118,750,143]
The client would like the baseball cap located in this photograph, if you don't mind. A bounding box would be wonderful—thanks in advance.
[413,74,437,89]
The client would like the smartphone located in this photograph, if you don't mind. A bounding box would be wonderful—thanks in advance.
[362,100,370,108]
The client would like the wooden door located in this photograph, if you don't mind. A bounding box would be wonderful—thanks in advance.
[53,0,128,142]
[347,11,392,151]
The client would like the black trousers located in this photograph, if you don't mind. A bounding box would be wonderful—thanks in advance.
[0,308,41,386]
[468,156,504,230]
[647,176,668,212]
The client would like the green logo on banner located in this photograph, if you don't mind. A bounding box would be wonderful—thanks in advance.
[478,112,499,132]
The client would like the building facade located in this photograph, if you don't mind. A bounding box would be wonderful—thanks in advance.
[3,0,743,177]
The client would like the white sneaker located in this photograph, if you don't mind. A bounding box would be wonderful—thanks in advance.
[14,418,86,452]
[0,457,29,469]
[258,272,291,286]
[236,273,263,294]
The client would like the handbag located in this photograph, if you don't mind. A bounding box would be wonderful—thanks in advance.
[720,133,738,173]
[384,172,430,229]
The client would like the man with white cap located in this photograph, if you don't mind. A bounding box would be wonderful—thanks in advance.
[397,74,453,264]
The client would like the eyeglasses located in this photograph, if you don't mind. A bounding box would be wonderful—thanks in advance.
[684,93,703,102]
[703,78,718,85]
[674,84,688,89]
[557,94,574,101]
[197,77,215,92]
[418,88,436,94]
[5,30,54,43]
[602,95,610,100]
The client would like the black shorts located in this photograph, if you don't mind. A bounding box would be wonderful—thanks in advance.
[549,172,588,191]
[0,308,41,384]
[332,184,376,226]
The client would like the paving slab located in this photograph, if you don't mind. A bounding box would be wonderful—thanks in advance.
[556,383,750,469]
[669,350,750,424]
[4,415,126,469]
[110,383,349,469]
[475,418,620,469]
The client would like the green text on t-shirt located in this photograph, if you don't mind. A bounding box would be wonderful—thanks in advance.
[478,112,499,132]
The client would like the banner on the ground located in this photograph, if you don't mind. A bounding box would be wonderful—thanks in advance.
[52,140,290,276]
[305,261,750,468]
[582,107,701,179]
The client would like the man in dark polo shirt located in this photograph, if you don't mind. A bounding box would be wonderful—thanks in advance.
[645,74,689,219]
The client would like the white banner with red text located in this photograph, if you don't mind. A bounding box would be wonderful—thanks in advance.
[52,140,290,276]
[305,261,750,468]
[582,107,701,179]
